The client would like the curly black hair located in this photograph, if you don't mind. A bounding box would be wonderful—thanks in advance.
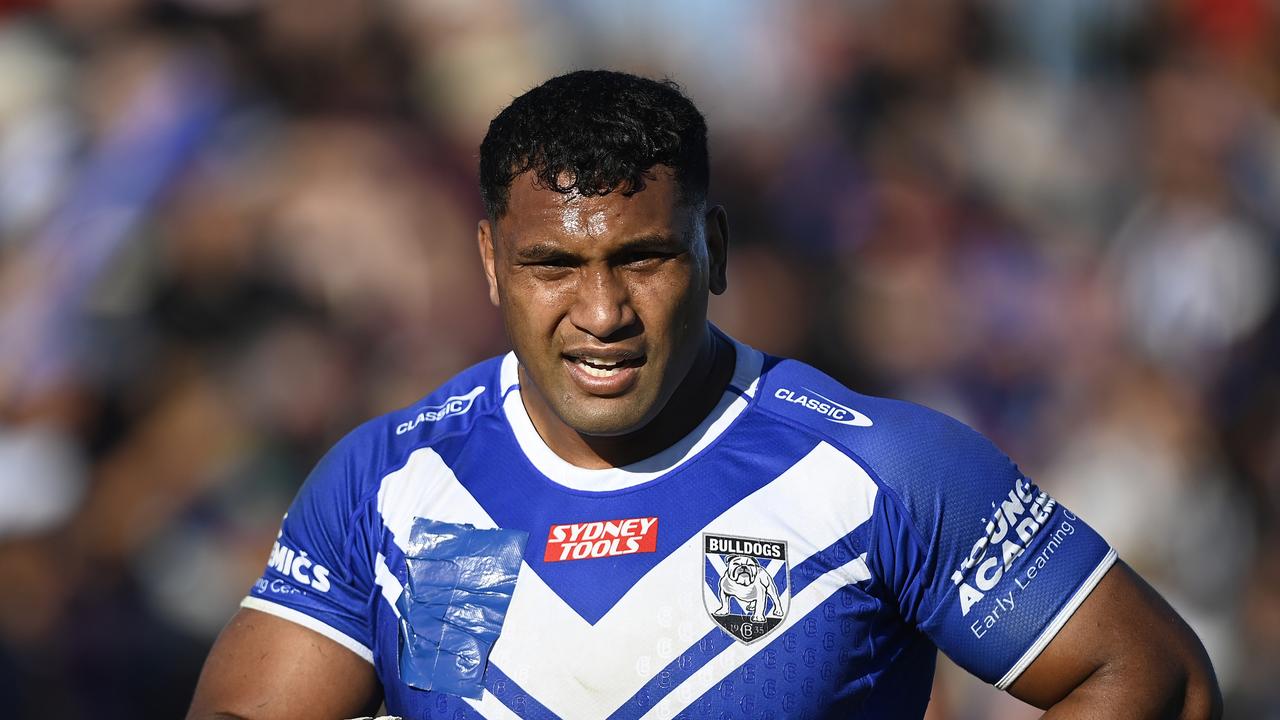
[479,70,709,219]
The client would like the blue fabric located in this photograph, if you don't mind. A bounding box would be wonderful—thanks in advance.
[397,519,527,699]
[753,358,1114,685]
[248,347,1117,717]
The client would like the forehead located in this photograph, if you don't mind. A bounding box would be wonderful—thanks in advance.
[496,166,691,246]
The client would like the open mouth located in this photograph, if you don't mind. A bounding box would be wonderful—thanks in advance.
[564,354,645,378]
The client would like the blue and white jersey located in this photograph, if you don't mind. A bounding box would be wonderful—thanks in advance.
[244,334,1116,719]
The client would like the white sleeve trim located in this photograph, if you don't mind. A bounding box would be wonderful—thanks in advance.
[240,596,374,665]
[994,547,1118,690]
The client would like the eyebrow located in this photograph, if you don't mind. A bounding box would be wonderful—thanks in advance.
[511,234,685,263]
[512,242,576,263]
[612,234,685,253]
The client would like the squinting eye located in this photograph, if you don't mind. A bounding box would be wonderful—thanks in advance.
[527,261,575,280]
[621,252,670,267]
[522,257,575,270]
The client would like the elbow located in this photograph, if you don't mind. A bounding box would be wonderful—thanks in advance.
[1174,654,1222,720]
[1106,638,1223,719]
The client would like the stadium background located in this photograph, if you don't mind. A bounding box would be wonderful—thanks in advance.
[0,0,1277,717]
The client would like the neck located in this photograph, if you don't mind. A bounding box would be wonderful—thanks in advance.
[522,329,736,469]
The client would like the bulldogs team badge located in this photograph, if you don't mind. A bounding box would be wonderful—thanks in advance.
[702,533,790,644]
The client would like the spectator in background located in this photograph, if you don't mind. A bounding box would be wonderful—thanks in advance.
[0,0,1275,718]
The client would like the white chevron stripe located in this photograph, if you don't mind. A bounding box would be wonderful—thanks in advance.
[487,442,877,719]
[376,448,501,543]
[377,449,529,717]
[373,442,879,719]
[374,552,403,618]
[463,690,527,720]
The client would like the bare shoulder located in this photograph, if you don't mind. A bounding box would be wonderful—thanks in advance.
[186,608,382,720]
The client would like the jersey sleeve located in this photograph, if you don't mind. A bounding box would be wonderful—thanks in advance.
[241,430,379,664]
[864,411,1117,689]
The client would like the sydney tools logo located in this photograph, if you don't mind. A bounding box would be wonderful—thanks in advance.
[544,517,659,562]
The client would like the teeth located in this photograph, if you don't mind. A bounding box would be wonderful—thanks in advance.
[580,363,621,378]
[573,357,631,378]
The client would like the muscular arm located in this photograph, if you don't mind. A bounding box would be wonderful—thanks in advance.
[1008,561,1222,719]
[187,608,382,720]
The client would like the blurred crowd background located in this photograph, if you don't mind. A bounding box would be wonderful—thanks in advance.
[0,0,1277,717]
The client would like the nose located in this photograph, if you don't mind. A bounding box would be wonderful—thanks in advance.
[569,265,637,339]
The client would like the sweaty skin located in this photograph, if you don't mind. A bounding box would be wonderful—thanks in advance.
[477,167,733,468]
[187,164,1220,720]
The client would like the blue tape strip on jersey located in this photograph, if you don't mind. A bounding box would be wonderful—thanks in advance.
[398,518,528,699]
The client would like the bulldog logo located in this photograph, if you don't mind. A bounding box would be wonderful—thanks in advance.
[703,533,789,644]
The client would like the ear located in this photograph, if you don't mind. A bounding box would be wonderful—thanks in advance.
[705,205,729,295]
[477,219,500,307]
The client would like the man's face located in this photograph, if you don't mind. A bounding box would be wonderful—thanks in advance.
[479,167,727,437]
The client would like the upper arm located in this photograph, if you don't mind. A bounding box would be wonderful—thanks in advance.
[186,607,381,720]
[864,411,1117,687]
[860,405,1219,716]
[189,428,385,718]
[1008,561,1222,718]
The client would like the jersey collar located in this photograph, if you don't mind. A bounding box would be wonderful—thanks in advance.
[500,331,763,492]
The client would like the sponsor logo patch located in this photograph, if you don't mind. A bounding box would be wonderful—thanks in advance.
[396,386,485,435]
[950,477,1058,616]
[544,516,659,562]
[774,387,873,426]
[265,522,331,593]
[703,533,790,643]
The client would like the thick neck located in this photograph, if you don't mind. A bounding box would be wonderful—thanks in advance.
[518,328,736,469]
